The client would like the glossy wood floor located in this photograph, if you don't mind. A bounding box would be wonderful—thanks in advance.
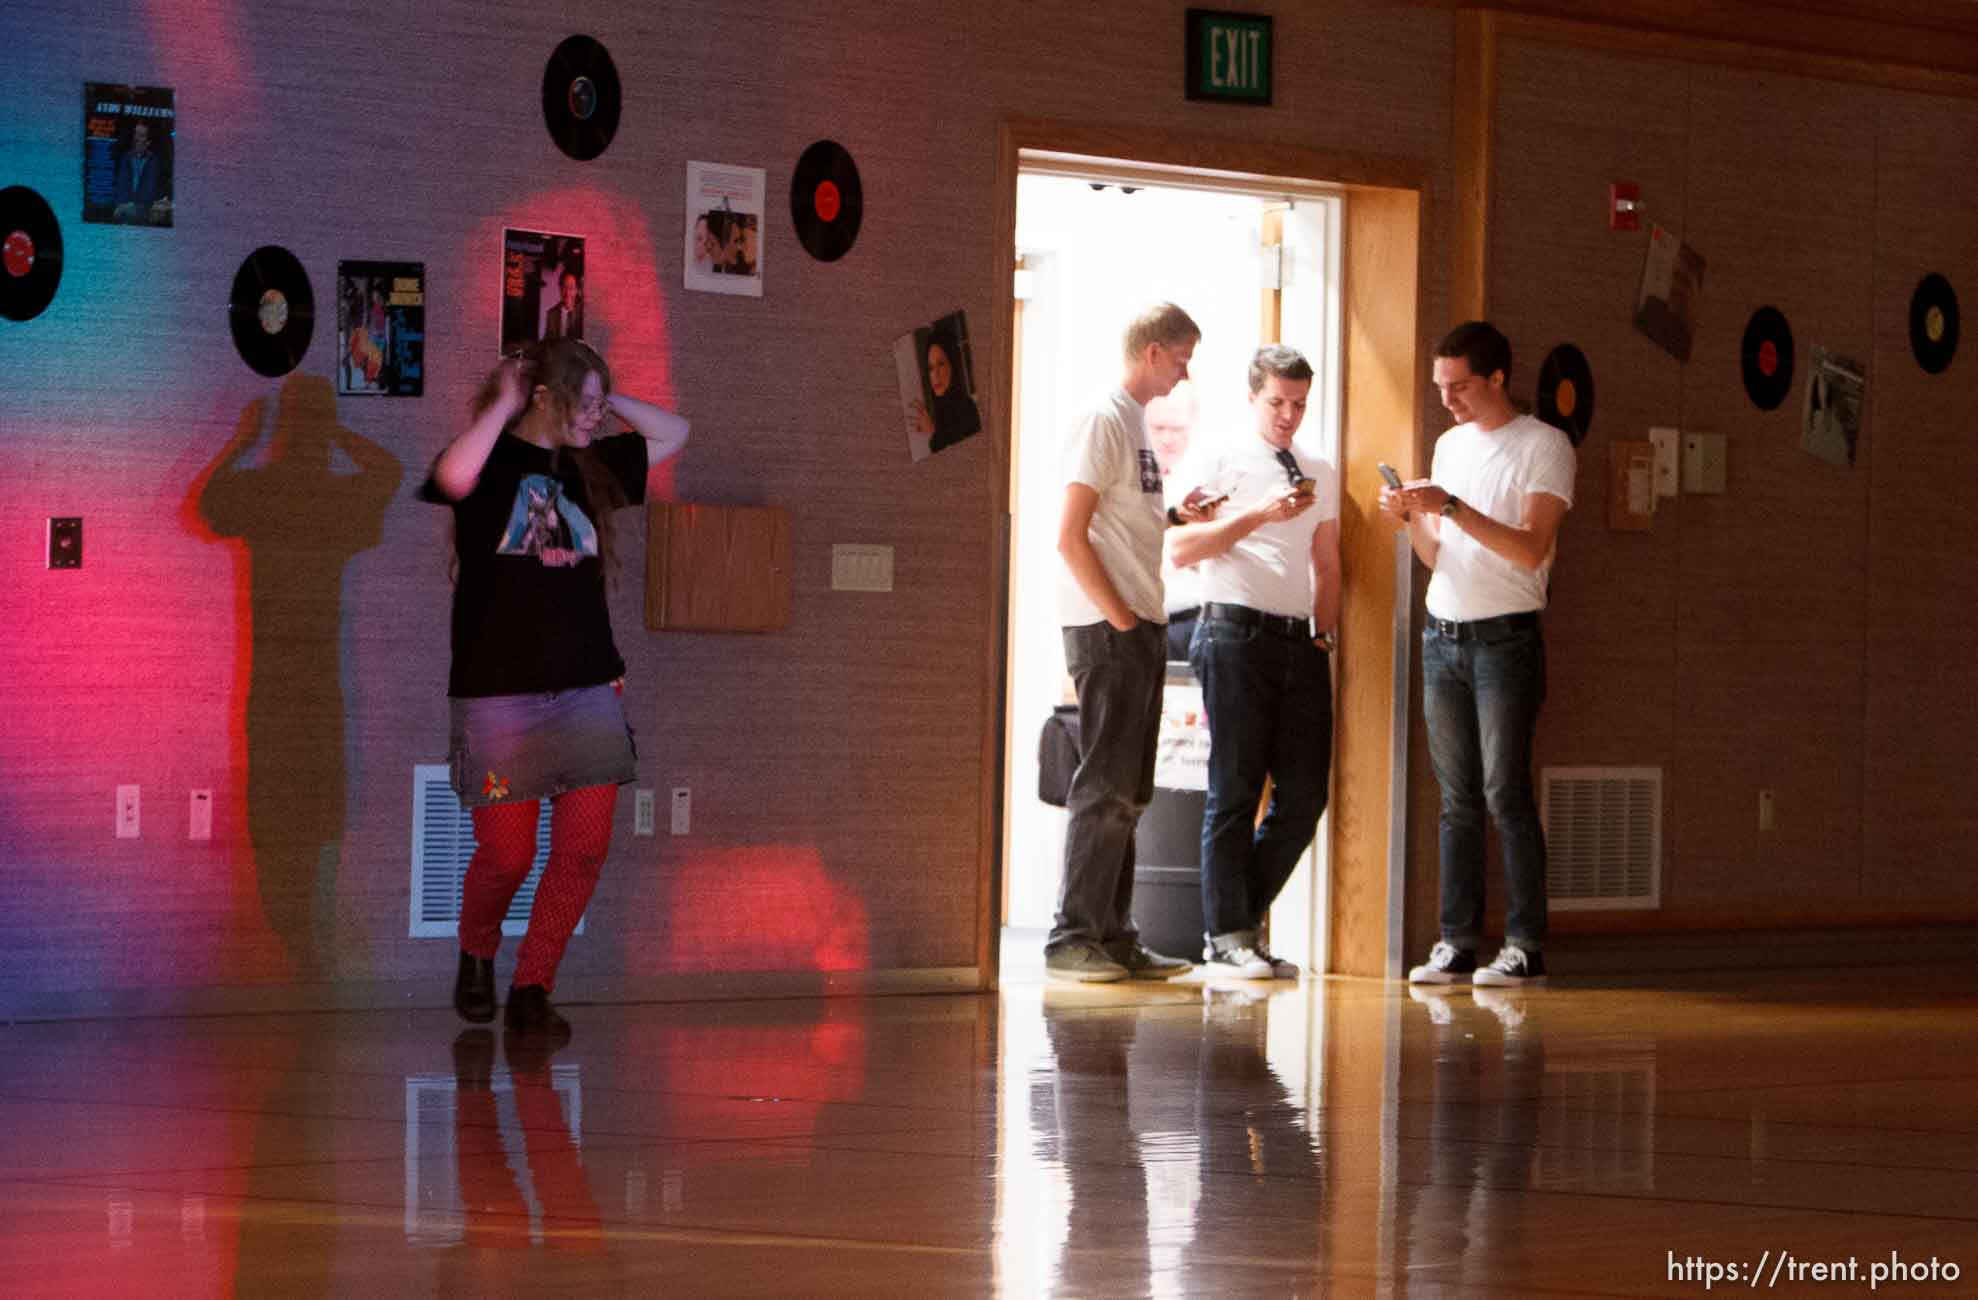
[2,956,1974,1298]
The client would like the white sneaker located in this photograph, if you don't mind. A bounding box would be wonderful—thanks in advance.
[1203,944,1274,980]
[1407,941,1478,985]
[1252,943,1301,979]
[1471,945,1547,986]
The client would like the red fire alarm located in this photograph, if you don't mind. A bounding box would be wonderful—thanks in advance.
[1609,182,1641,232]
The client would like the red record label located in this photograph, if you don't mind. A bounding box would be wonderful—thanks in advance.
[3,230,32,278]
[814,181,841,223]
[1758,340,1778,376]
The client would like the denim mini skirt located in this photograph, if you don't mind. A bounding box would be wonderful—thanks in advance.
[449,680,637,807]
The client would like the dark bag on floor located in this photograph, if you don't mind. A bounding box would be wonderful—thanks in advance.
[1038,705,1081,807]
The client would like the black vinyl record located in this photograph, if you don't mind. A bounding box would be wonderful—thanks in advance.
[1909,273,1959,375]
[1741,305,1794,411]
[1536,343,1595,445]
[542,34,620,162]
[790,139,863,262]
[0,185,64,323]
[229,244,314,378]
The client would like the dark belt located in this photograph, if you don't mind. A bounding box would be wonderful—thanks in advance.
[1201,601,1309,639]
[1167,606,1200,623]
[1425,609,1541,640]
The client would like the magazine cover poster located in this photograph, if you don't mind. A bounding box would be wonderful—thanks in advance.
[501,228,585,350]
[894,309,981,461]
[684,161,765,297]
[337,261,425,397]
[83,83,175,227]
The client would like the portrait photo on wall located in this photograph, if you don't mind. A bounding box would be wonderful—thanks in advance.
[1634,223,1705,362]
[684,160,765,297]
[336,261,425,397]
[82,82,175,228]
[893,309,981,461]
[501,227,585,351]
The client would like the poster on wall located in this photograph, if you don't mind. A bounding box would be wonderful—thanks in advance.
[336,261,425,397]
[892,309,981,461]
[684,161,764,296]
[1801,345,1865,467]
[82,83,175,227]
[501,228,585,351]
[1633,223,1704,362]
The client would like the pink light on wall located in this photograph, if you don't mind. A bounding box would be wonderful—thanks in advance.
[140,0,252,124]
[651,844,871,974]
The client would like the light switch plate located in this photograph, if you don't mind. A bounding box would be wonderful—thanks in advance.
[1647,427,1680,498]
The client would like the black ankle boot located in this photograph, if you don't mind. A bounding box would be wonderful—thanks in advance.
[503,983,571,1042]
[453,951,496,1023]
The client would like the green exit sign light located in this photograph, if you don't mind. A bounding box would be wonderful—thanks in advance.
[1186,10,1273,105]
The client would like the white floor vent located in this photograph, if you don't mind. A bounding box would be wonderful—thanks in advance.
[1540,766,1661,911]
[408,764,586,939]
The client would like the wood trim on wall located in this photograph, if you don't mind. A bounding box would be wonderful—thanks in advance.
[988,120,1425,980]
[1447,2,1978,101]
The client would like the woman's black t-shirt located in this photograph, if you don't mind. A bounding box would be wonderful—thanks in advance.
[432,431,647,698]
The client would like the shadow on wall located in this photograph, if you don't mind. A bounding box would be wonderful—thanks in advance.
[191,373,401,977]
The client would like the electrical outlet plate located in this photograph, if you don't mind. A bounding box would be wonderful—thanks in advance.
[48,517,82,569]
[831,544,894,592]
[670,787,691,835]
[633,788,655,836]
[116,784,140,839]
[1647,427,1680,498]
[189,789,212,841]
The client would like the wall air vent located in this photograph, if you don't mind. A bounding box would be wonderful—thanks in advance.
[408,764,583,939]
[1540,766,1661,910]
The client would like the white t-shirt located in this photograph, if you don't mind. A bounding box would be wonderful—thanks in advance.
[1181,433,1339,619]
[1058,388,1167,626]
[1425,413,1576,621]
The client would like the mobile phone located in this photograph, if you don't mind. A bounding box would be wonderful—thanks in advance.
[1288,477,1316,497]
[1377,462,1403,490]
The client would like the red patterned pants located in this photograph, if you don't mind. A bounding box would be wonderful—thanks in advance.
[458,784,617,990]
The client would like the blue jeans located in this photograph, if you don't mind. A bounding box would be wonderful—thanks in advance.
[1049,619,1166,952]
[1190,612,1333,939]
[1421,614,1548,951]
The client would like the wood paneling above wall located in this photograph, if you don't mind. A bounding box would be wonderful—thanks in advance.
[1441,1,1978,96]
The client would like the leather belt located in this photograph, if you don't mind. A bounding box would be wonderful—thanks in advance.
[1424,609,1541,640]
[1201,601,1310,639]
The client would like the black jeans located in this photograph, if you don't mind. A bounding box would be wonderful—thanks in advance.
[1190,611,1333,939]
[1049,619,1165,952]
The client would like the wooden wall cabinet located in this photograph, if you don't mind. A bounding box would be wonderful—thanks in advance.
[644,502,791,633]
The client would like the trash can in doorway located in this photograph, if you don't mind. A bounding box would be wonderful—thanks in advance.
[1131,663,1209,960]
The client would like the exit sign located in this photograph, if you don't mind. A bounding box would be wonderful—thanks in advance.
[1186,10,1273,105]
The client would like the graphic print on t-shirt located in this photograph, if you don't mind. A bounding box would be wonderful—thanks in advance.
[1137,449,1162,494]
[496,474,598,568]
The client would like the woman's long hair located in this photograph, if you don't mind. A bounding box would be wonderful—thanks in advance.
[467,338,626,582]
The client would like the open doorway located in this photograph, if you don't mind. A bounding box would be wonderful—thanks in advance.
[1001,155,1344,976]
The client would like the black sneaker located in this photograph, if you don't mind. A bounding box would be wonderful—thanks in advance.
[1472,945,1547,986]
[504,984,572,1043]
[1406,941,1478,985]
[453,951,496,1023]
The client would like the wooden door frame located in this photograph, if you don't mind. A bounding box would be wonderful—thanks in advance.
[980,119,1426,980]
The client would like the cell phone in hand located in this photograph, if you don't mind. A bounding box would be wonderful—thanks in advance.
[1377,462,1404,490]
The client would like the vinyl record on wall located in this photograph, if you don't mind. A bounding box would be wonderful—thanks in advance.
[0,185,64,322]
[542,34,622,162]
[790,139,863,262]
[1740,305,1794,411]
[1909,273,1959,375]
[1536,343,1595,445]
[229,244,314,378]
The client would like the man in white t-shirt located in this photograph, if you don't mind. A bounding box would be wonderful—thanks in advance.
[1166,346,1341,979]
[1048,303,1210,983]
[1380,321,1576,988]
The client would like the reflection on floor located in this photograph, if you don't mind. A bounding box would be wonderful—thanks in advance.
[1,959,1974,1297]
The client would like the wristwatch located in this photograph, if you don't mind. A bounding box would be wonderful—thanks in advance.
[1439,494,1462,518]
